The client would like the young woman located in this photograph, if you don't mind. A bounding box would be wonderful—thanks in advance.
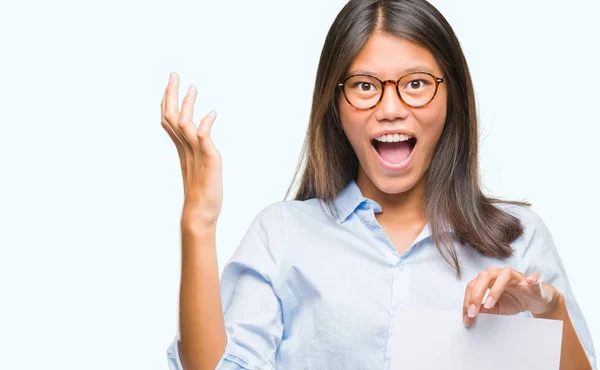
[161,1,596,369]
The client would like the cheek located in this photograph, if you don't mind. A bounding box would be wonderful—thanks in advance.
[339,100,366,149]
[416,102,447,146]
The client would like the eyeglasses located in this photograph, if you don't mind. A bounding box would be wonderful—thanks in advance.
[337,72,446,110]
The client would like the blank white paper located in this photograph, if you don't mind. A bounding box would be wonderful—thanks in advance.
[390,307,563,370]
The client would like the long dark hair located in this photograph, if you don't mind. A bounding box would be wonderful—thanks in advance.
[284,0,530,278]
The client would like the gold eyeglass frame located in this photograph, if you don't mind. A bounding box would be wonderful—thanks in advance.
[337,72,446,110]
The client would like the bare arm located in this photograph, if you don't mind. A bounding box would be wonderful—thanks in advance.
[534,294,593,370]
[178,218,227,370]
[161,71,227,369]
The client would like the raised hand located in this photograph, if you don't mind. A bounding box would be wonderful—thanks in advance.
[160,72,223,225]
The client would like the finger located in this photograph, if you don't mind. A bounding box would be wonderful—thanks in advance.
[161,95,182,146]
[164,72,182,141]
[468,268,499,319]
[527,271,542,285]
[526,272,545,297]
[481,267,514,313]
[196,110,219,155]
[162,96,187,178]
[178,84,200,146]
[463,280,475,326]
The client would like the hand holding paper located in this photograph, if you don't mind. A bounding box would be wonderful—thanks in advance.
[461,266,561,326]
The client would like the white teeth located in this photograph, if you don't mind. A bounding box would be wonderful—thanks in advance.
[374,133,413,143]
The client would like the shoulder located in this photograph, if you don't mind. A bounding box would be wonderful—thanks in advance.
[245,197,332,243]
[493,202,550,239]
[230,198,331,278]
[492,202,558,267]
[253,197,338,227]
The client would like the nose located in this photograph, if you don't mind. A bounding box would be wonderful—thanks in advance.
[376,80,410,121]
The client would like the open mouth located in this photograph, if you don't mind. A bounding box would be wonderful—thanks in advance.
[372,137,417,165]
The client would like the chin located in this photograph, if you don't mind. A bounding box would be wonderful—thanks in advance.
[365,163,419,194]
[366,168,421,195]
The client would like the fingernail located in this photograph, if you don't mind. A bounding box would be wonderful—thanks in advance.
[468,304,477,318]
[188,84,195,94]
[169,73,175,85]
[207,110,216,119]
[484,296,494,309]
[463,314,470,326]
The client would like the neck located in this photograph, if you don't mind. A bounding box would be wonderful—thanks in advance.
[356,167,427,226]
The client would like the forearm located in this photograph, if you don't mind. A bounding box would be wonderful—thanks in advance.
[178,219,227,370]
[534,294,592,370]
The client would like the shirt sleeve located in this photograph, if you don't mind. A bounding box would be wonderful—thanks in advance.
[516,206,597,370]
[167,203,285,370]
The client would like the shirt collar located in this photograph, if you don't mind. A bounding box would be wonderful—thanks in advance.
[333,179,454,237]
[334,179,380,223]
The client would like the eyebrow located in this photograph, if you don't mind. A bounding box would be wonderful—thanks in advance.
[346,66,435,78]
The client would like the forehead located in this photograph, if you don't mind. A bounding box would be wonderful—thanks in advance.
[348,32,441,78]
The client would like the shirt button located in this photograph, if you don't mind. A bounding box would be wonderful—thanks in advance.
[398,263,405,271]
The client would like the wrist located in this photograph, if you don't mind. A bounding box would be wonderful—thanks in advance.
[533,291,567,320]
[181,216,218,235]
[181,207,219,228]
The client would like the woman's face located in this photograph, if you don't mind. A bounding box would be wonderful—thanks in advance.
[338,32,448,196]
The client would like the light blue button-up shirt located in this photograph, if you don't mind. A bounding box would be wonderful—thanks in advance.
[167,180,597,369]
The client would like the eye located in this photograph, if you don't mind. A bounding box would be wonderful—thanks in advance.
[351,81,376,92]
[404,79,429,90]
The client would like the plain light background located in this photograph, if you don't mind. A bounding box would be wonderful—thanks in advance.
[1,0,598,369]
